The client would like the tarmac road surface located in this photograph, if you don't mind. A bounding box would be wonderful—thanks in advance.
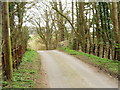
[38,50,118,88]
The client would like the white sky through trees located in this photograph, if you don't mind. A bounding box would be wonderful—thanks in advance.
[0,0,120,2]
[23,0,94,32]
[22,0,118,32]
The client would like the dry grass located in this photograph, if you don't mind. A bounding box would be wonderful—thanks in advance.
[28,35,46,50]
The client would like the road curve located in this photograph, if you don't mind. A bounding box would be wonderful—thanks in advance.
[38,50,118,88]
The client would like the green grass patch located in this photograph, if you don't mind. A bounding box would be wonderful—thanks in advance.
[3,49,40,88]
[60,47,119,76]
[22,48,38,62]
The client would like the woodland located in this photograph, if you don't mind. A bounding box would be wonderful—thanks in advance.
[0,0,120,88]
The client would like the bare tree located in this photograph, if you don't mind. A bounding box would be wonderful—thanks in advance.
[31,4,55,50]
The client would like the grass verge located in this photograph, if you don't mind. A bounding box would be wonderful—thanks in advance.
[2,49,41,88]
[59,47,119,78]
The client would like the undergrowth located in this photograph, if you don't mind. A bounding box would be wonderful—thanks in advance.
[2,49,40,88]
[60,47,119,76]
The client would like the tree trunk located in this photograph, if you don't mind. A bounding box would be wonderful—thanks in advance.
[2,2,13,80]
[95,3,101,57]
[0,2,2,60]
[118,2,120,33]
[45,40,49,50]
[73,1,79,50]
[59,1,64,41]
[78,2,85,52]
[92,3,95,55]
[112,2,120,43]
[108,46,111,59]
[0,2,2,84]
[71,1,74,38]
[71,1,75,50]
[102,45,105,58]
[112,2,120,60]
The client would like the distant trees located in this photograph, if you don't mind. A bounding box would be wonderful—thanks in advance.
[30,1,70,50]
[31,3,55,50]
[28,1,120,61]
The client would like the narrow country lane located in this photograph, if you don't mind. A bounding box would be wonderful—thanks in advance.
[38,50,118,88]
